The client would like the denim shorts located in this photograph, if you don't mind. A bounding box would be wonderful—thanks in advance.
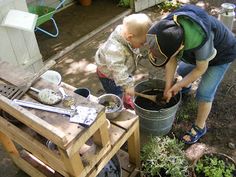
[177,61,231,102]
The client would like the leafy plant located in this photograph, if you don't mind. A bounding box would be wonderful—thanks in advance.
[157,1,182,13]
[176,96,197,121]
[195,154,236,177]
[141,136,189,177]
[118,0,130,7]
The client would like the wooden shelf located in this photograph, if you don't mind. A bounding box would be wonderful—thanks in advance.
[0,61,140,177]
[0,108,140,177]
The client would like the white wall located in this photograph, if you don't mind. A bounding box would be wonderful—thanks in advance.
[0,0,43,73]
[134,0,165,12]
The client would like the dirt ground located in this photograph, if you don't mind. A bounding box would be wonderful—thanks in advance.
[0,0,235,176]
[50,0,236,165]
[36,0,127,60]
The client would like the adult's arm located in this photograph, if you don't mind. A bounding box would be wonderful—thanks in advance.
[166,60,209,102]
[164,57,178,101]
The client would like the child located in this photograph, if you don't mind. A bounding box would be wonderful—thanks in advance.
[95,13,152,109]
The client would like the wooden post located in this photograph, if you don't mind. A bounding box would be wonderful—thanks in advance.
[127,121,140,167]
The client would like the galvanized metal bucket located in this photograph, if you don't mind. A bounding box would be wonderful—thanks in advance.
[134,79,181,136]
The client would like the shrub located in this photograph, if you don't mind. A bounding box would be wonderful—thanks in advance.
[141,136,189,177]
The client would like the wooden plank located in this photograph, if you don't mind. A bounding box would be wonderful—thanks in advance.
[0,95,67,147]
[81,144,111,177]
[109,124,126,145]
[0,60,33,86]
[64,138,111,176]
[88,119,139,177]
[20,150,66,177]
[111,109,138,130]
[127,121,140,167]
[0,132,61,177]
[93,121,110,147]
[78,143,111,177]
[0,116,68,176]
[61,145,112,177]
[0,131,46,177]
[11,155,47,177]
[0,130,19,157]
[62,113,106,156]
[58,148,85,177]
[117,150,135,173]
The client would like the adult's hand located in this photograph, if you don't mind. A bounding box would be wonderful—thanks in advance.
[164,57,178,102]
[164,82,182,102]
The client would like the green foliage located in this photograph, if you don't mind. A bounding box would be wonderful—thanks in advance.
[157,1,182,12]
[118,0,130,7]
[141,136,189,177]
[176,97,197,121]
[196,155,235,177]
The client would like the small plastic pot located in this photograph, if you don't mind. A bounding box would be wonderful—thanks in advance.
[74,88,90,99]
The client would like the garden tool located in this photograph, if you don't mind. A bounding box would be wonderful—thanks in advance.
[29,87,61,105]
[59,87,75,107]
[135,91,167,106]
[135,91,160,103]
[13,99,97,127]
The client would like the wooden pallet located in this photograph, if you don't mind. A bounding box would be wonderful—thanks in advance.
[0,62,140,177]
[0,96,140,176]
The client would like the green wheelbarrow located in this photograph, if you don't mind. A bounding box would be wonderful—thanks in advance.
[28,0,66,37]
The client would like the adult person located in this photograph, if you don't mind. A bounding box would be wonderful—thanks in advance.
[146,4,236,144]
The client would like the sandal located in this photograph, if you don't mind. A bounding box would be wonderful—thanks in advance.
[182,124,207,144]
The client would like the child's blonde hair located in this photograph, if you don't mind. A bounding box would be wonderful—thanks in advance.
[123,13,152,37]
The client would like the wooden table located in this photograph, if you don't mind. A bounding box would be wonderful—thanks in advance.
[0,61,140,177]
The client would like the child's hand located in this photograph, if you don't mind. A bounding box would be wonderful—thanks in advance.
[125,87,135,97]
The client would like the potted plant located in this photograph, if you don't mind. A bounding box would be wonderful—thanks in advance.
[140,136,190,177]
[193,152,236,177]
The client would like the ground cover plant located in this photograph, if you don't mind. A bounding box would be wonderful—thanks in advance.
[118,0,130,7]
[195,153,236,177]
[141,136,190,177]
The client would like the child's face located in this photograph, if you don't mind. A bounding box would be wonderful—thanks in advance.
[128,34,146,48]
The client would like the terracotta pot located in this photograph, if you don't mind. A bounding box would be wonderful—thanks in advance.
[79,0,92,6]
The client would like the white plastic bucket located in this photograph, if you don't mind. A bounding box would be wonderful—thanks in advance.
[41,70,62,85]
